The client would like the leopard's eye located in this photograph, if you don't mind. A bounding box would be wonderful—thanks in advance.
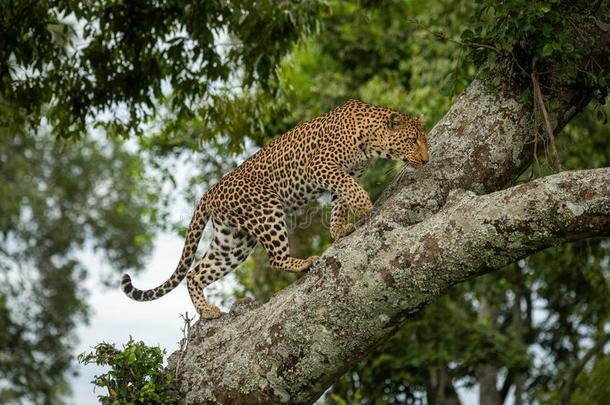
[410,138,417,144]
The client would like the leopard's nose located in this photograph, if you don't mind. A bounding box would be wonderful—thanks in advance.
[420,150,429,165]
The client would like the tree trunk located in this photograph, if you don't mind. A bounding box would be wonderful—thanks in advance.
[426,365,461,405]
[478,297,502,405]
[509,265,526,405]
[167,3,610,403]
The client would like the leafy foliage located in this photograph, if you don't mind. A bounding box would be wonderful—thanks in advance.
[571,356,610,405]
[78,338,174,404]
[0,0,322,139]
[0,0,608,403]
[463,0,610,105]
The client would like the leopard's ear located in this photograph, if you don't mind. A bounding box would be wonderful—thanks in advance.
[388,112,402,129]
[417,114,425,125]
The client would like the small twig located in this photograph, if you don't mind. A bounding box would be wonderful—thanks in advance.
[175,311,193,376]
[532,122,540,171]
[566,16,588,44]
[510,50,529,77]
[409,18,500,53]
[425,27,501,53]
[179,312,192,351]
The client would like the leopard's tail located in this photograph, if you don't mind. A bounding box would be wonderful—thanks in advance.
[121,197,209,302]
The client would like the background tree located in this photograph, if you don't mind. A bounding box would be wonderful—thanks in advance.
[0,132,164,403]
[0,1,319,402]
[0,0,320,139]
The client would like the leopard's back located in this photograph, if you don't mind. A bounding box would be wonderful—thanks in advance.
[207,113,333,213]
[206,103,368,211]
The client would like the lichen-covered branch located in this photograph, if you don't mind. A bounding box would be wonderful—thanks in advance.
[168,169,609,404]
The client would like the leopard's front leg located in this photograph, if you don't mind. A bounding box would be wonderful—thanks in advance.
[310,160,373,220]
[330,194,355,240]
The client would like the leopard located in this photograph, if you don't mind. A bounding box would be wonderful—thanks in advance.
[121,99,429,319]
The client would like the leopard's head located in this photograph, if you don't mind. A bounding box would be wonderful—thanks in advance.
[367,111,429,167]
[386,112,428,167]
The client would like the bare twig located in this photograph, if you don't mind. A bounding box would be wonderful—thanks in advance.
[408,18,500,53]
[175,311,193,376]
[421,26,501,53]
[531,60,562,171]
[509,50,529,77]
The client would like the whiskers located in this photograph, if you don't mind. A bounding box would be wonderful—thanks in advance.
[383,162,403,177]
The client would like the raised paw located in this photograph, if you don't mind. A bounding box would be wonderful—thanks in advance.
[331,223,355,240]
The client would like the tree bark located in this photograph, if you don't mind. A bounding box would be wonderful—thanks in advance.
[167,3,610,403]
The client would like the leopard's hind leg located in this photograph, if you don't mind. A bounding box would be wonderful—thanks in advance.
[244,201,318,273]
[187,219,256,319]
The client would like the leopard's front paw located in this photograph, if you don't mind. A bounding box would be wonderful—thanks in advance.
[300,256,319,272]
[331,223,355,240]
[306,255,319,266]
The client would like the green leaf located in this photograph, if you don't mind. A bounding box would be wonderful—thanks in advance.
[542,23,552,37]
[521,87,533,106]
[596,109,608,125]
[487,52,497,65]
[541,43,554,57]
[461,29,474,40]
[549,98,561,110]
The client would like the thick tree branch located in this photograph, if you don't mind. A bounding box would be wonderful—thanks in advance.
[168,168,610,404]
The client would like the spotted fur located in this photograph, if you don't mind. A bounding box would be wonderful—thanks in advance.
[122,100,429,318]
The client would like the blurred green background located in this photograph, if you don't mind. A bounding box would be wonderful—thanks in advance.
[1,0,608,404]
